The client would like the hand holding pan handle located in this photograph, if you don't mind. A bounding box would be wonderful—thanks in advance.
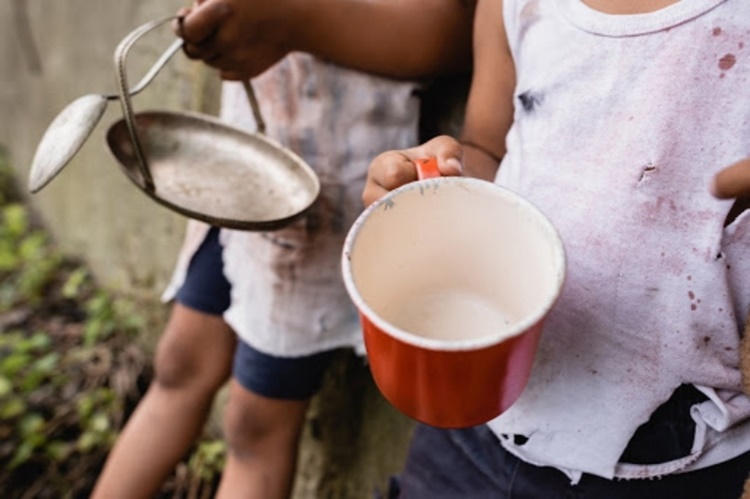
[113,15,266,192]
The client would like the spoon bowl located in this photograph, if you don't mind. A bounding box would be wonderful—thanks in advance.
[27,38,183,193]
[28,94,108,193]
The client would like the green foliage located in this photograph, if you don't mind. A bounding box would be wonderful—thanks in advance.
[0,203,62,311]
[61,267,88,299]
[188,439,227,481]
[0,150,224,498]
[82,292,118,347]
[0,323,124,470]
[75,388,118,453]
[0,158,146,496]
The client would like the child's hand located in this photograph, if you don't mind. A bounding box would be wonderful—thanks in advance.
[712,158,750,199]
[175,0,297,80]
[362,135,464,208]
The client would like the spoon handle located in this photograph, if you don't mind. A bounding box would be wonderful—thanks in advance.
[106,38,184,101]
[113,15,182,192]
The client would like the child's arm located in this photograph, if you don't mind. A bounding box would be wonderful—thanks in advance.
[362,0,516,206]
[177,0,474,81]
[458,0,515,181]
[712,158,750,199]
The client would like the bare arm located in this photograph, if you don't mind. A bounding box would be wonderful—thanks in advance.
[178,0,474,80]
[362,0,516,206]
[458,0,515,181]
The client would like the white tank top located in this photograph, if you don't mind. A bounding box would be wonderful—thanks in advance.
[488,0,750,482]
[164,54,420,356]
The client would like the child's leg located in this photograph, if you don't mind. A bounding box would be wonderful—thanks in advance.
[91,304,236,499]
[216,342,336,499]
[216,380,309,499]
[92,227,236,498]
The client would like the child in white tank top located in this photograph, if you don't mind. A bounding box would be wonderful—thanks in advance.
[364,0,750,497]
[91,2,475,499]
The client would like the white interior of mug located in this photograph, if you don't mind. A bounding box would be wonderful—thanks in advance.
[342,177,566,351]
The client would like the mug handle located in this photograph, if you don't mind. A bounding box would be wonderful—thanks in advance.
[414,157,441,180]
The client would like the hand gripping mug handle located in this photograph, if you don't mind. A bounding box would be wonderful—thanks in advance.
[415,157,441,180]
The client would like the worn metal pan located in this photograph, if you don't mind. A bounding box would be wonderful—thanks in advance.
[107,16,320,231]
[32,15,320,231]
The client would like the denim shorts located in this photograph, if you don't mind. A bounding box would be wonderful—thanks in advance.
[384,385,750,499]
[175,227,335,400]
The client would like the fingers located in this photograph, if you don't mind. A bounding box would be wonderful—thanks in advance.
[219,70,245,81]
[362,151,418,208]
[179,0,231,44]
[393,135,464,178]
[412,136,464,177]
[712,158,750,199]
[172,7,193,38]
[182,42,222,62]
[172,0,290,79]
[177,1,232,63]
[362,136,465,208]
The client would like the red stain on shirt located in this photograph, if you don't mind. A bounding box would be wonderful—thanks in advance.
[719,53,737,70]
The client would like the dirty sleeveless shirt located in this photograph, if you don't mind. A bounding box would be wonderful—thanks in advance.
[488,0,750,483]
[163,54,419,356]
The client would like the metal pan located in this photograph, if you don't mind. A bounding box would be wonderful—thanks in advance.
[106,16,320,231]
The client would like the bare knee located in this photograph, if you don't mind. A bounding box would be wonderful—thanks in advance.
[152,305,236,393]
[222,383,309,459]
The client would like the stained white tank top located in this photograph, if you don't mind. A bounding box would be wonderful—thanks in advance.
[488,0,750,482]
[163,54,419,356]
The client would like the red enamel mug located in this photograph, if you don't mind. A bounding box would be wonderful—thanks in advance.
[342,158,566,428]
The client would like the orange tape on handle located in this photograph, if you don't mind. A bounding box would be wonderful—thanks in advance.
[415,157,441,180]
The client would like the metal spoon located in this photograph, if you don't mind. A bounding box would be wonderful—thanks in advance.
[28,37,184,193]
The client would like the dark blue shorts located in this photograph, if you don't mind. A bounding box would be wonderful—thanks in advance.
[384,385,750,498]
[175,227,335,400]
[175,228,232,316]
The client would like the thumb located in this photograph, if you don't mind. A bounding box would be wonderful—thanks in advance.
[410,135,464,177]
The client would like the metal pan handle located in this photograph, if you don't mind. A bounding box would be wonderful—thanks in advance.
[113,15,181,192]
[113,15,268,193]
[242,80,266,134]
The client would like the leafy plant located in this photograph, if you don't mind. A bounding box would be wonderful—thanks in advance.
[0,150,224,498]
[0,153,146,496]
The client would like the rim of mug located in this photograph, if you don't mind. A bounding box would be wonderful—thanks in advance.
[341,176,567,351]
